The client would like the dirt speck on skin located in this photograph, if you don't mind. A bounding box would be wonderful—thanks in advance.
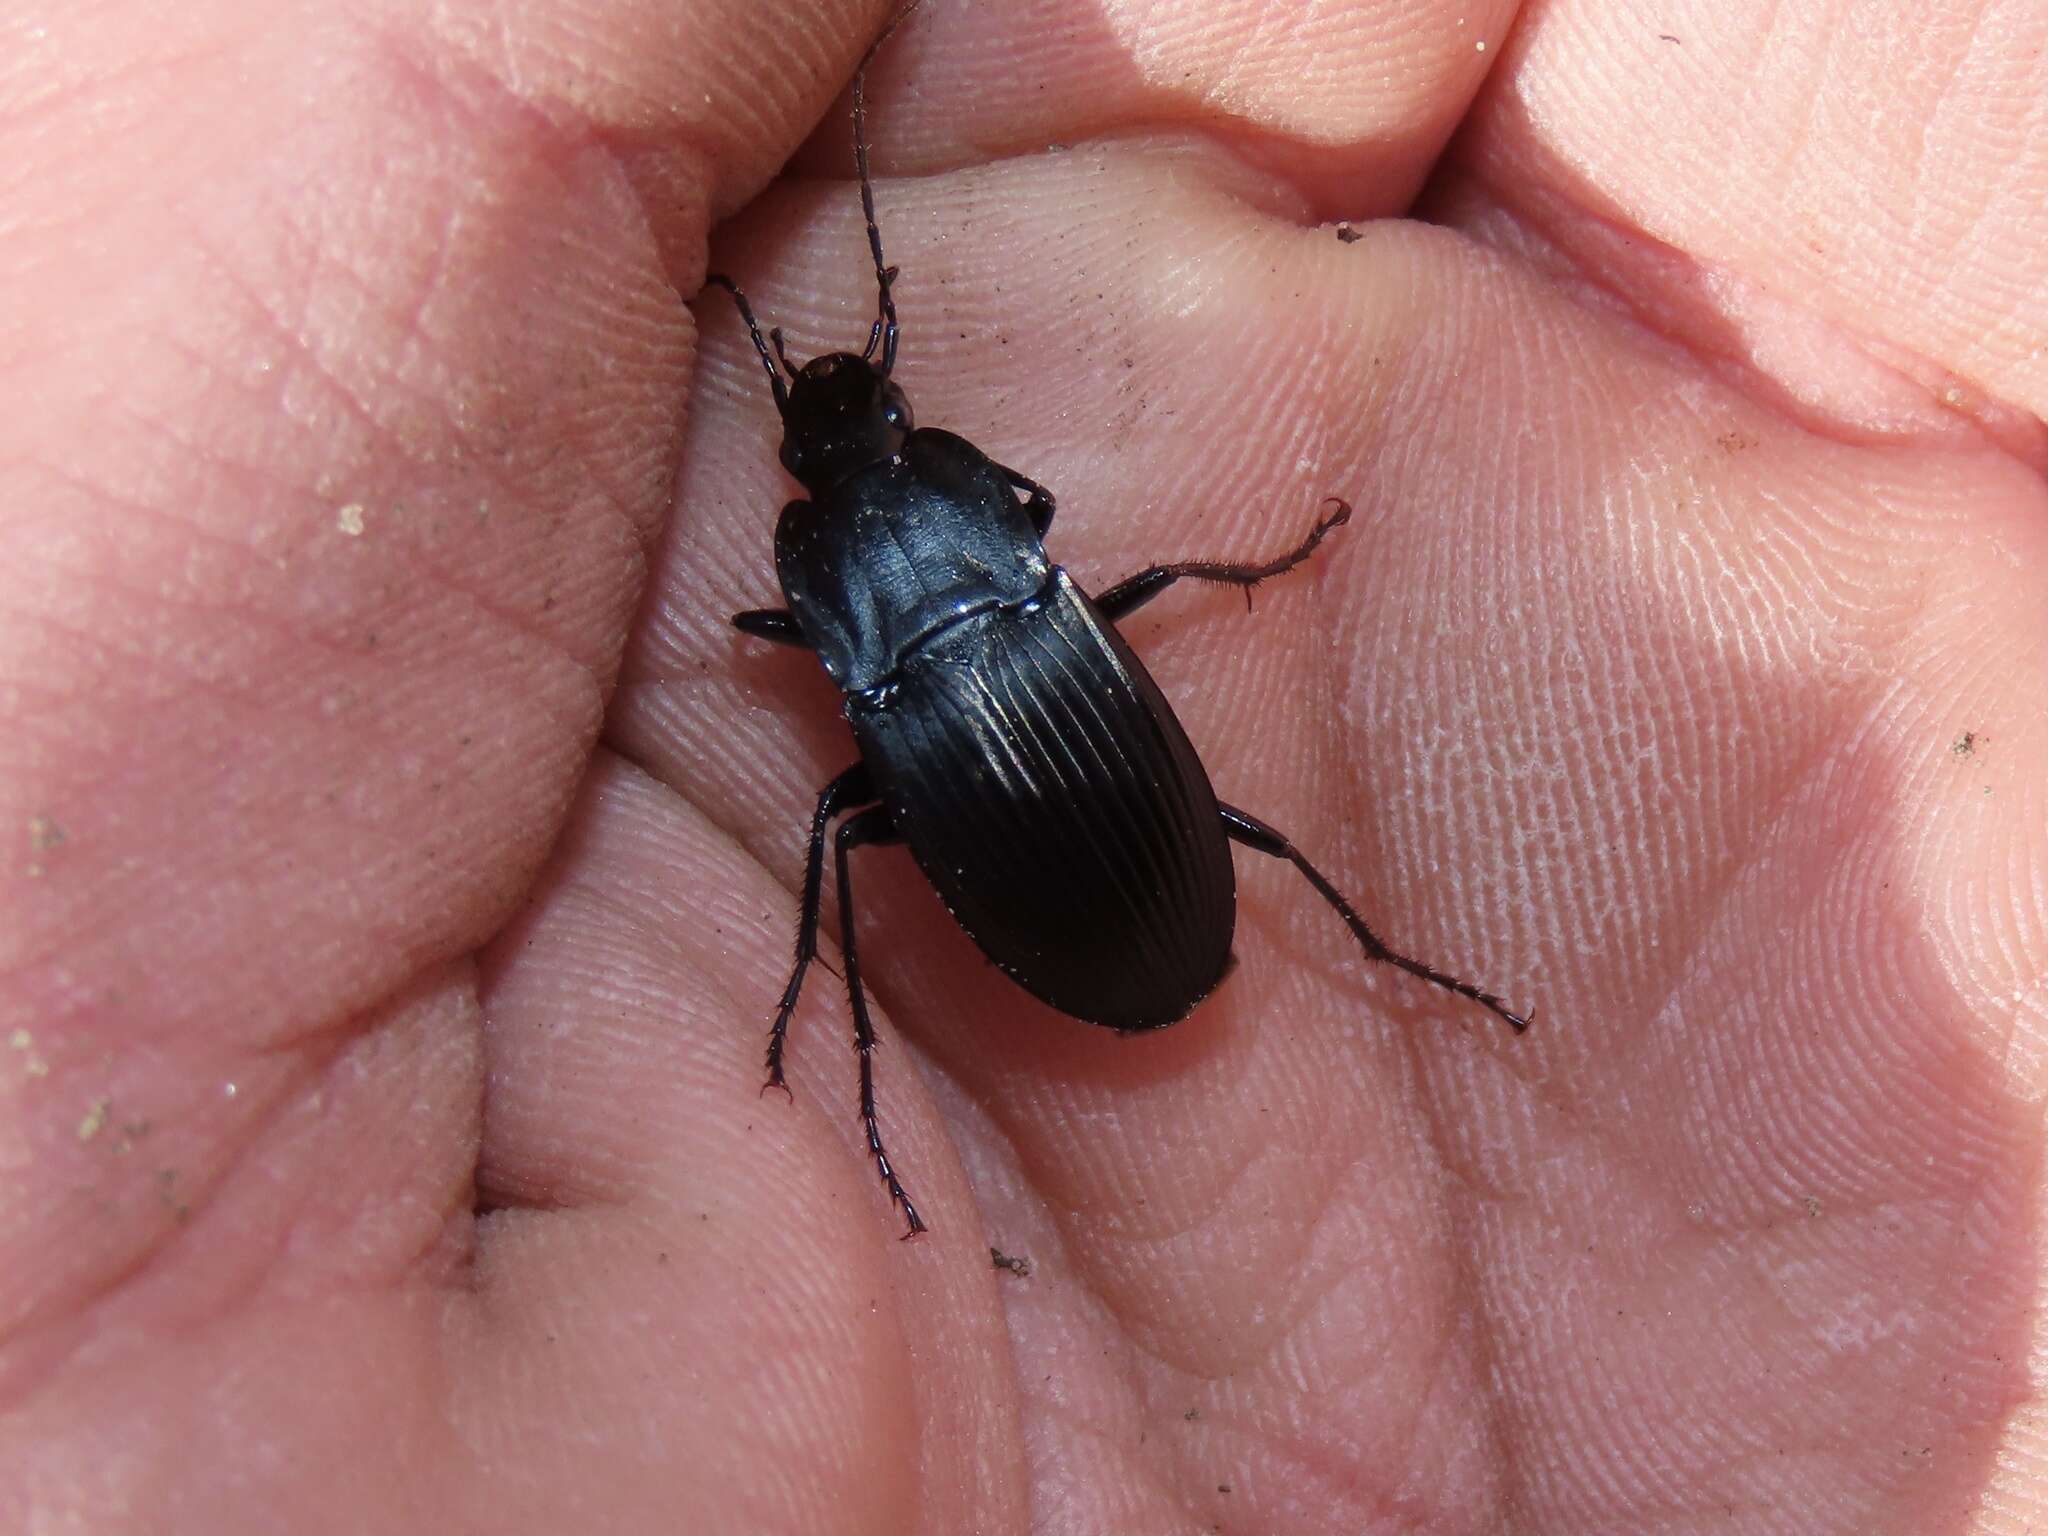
[990,1246,1032,1278]
[9,1028,48,1079]
[78,1098,110,1141]
[1803,1194,1822,1218]
[1334,222,1362,244]
[1952,731,1980,756]
[156,1168,190,1221]
[25,813,64,876]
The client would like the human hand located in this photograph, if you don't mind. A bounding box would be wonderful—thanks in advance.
[5,1,2043,1532]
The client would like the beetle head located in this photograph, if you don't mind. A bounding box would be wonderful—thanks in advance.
[779,351,914,495]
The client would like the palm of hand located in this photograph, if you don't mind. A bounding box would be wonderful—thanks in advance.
[5,2,2042,1533]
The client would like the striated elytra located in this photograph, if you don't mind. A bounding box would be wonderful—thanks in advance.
[707,20,1528,1236]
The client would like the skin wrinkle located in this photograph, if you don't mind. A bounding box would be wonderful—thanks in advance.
[1041,1072,1377,1385]
[2,33,232,134]
[1758,3,1819,192]
[1154,1297,1470,1534]
[19,450,606,728]
[1597,447,1909,1013]
[111,330,305,461]
[1591,702,1844,1076]
[106,228,654,691]
[331,38,697,516]
[1030,1386,1212,1523]
[1036,1108,1253,1254]
[1283,1402,1457,1533]
[171,262,528,593]
[406,537,637,693]
[1236,1246,1388,1402]
[0,1011,370,1399]
[358,164,463,413]
[1413,1090,1524,1523]
[1448,171,2036,461]
[1287,1233,1450,1417]
[178,225,414,455]
[1381,1311,1494,1513]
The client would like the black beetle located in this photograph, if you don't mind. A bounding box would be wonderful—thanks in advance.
[706,26,1528,1235]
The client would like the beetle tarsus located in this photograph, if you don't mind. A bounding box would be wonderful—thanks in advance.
[836,805,926,1231]
[763,985,803,1090]
[1219,802,1529,1033]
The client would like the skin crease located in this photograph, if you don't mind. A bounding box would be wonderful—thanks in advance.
[0,0,2044,1530]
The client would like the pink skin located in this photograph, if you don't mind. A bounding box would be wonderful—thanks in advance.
[2,0,2044,1531]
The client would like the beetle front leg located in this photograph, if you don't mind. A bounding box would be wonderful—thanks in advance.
[997,463,1057,538]
[764,763,876,1094]
[834,805,928,1237]
[734,608,811,647]
[1095,498,1351,623]
[1219,801,1531,1033]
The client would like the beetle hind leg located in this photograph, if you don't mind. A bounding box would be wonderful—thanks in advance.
[1219,803,1530,1033]
[834,805,928,1236]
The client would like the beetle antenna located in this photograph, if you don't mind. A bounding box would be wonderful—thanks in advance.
[853,6,921,375]
[704,273,790,415]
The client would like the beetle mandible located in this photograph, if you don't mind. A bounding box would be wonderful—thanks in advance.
[706,23,1529,1236]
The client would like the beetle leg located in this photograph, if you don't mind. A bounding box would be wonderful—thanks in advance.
[1094,498,1352,622]
[996,463,1057,537]
[1219,802,1531,1034]
[834,805,928,1236]
[765,763,876,1095]
[733,608,812,647]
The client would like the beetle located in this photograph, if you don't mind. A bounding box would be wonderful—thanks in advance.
[706,26,1528,1236]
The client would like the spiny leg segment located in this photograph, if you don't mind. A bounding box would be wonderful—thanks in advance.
[764,764,926,1235]
[1220,802,1531,1033]
[763,763,872,1093]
